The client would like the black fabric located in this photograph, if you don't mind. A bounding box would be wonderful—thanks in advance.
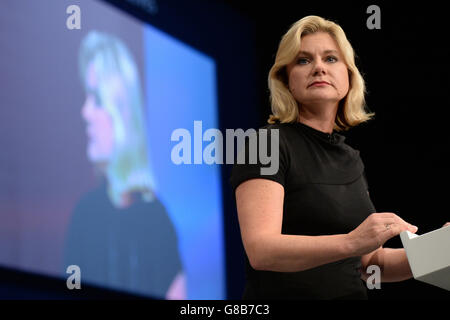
[63,182,182,298]
[230,122,376,300]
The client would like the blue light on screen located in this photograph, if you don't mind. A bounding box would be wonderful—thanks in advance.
[144,25,225,299]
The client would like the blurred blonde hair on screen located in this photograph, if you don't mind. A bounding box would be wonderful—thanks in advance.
[79,31,157,207]
[268,15,374,131]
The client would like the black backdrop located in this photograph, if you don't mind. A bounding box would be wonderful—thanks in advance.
[221,0,450,300]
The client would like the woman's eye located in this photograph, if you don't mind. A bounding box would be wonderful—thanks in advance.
[326,56,338,63]
[297,58,309,65]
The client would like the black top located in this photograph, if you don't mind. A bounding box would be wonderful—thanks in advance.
[229,122,376,300]
[63,182,182,298]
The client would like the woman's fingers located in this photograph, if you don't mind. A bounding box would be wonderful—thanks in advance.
[376,212,417,233]
[443,222,450,227]
[349,212,419,256]
[384,223,405,239]
[373,213,418,246]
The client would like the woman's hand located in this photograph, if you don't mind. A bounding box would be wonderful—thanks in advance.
[443,222,450,227]
[347,212,418,256]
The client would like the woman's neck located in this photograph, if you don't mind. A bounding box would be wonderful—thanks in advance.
[297,102,338,134]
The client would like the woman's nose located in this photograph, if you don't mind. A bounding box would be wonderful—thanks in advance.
[312,60,326,75]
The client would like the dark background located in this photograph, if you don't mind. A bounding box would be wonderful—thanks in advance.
[220,0,450,300]
[1,0,448,300]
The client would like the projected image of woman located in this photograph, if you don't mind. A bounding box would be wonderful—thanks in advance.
[64,31,185,299]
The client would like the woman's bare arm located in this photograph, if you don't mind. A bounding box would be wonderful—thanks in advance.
[236,178,418,273]
[361,222,449,282]
[361,248,412,282]
[236,178,354,272]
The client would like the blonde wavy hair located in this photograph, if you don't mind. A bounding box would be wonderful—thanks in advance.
[268,15,374,130]
[79,31,157,207]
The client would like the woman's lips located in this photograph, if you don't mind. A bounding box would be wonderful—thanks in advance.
[309,81,330,87]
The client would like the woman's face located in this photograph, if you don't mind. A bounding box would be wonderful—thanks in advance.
[81,62,115,163]
[286,32,349,108]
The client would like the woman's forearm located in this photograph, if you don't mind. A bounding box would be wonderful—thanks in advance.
[373,224,449,282]
[363,248,413,282]
[250,233,354,272]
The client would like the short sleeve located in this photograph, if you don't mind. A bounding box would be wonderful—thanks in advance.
[229,126,289,194]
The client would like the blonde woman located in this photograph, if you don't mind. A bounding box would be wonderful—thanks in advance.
[230,16,448,299]
[64,31,185,299]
